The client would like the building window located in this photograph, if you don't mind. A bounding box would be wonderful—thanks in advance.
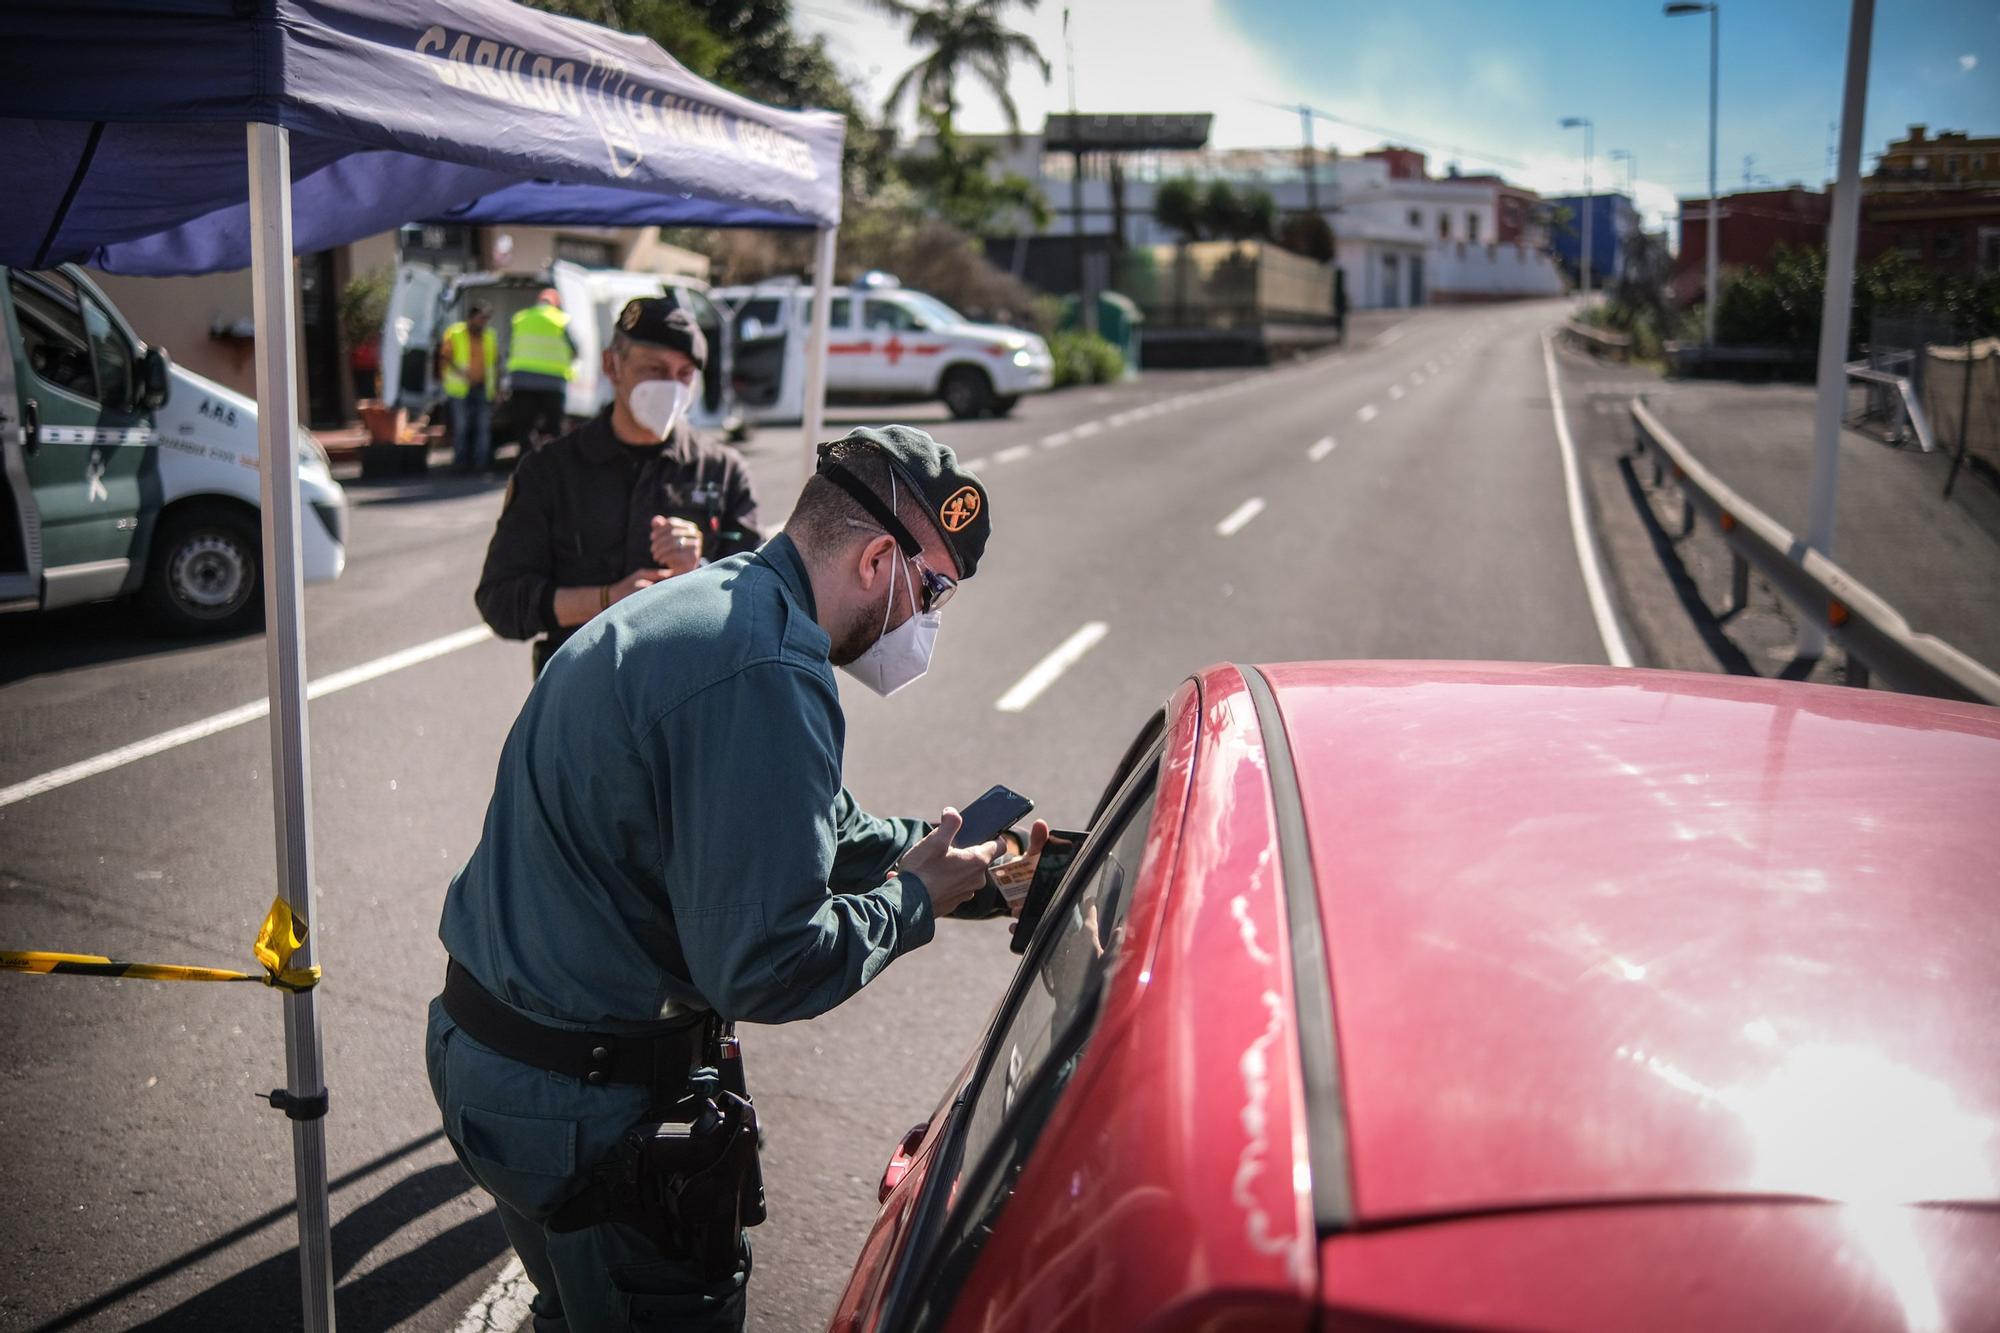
[1438,213,1450,239]
[1408,208,1422,229]
[1934,229,1962,260]
[1468,213,1481,243]
[1980,227,2000,267]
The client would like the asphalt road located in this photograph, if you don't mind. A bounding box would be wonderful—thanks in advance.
[0,297,1607,1332]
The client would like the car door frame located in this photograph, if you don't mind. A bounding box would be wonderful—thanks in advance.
[3,267,157,610]
[0,282,40,609]
[875,719,1171,1333]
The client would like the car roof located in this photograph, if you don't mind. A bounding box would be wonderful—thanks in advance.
[1247,661,2000,1224]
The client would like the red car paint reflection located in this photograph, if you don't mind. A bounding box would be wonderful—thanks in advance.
[830,663,2000,1333]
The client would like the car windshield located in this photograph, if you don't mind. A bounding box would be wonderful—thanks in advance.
[899,291,966,328]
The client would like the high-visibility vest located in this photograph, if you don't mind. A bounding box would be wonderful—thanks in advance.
[440,322,499,399]
[506,305,576,381]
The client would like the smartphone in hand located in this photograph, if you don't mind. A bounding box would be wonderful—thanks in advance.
[953,784,1035,847]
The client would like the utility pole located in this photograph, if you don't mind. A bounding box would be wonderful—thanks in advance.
[1561,116,1594,298]
[1300,104,1320,217]
[1799,0,1875,660]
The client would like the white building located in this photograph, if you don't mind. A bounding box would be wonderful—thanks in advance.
[951,136,1562,308]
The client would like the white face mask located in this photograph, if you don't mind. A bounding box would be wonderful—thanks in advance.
[627,378,691,439]
[840,474,942,697]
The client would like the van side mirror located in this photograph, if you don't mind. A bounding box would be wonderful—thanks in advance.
[139,347,172,412]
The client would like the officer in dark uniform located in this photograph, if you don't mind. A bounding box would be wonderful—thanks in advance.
[430,426,1049,1331]
[475,299,762,677]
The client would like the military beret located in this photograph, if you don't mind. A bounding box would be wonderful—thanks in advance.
[818,425,990,579]
[616,298,707,370]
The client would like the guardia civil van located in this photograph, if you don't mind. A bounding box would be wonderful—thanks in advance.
[1,265,348,634]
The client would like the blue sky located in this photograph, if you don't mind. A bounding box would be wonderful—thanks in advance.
[796,0,2000,228]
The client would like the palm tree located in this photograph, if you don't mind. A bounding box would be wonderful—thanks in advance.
[865,0,1051,138]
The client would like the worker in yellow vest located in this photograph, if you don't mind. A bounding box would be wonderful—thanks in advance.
[505,289,579,451]
[437,303,500,474]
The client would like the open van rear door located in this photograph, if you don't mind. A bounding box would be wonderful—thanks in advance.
[550,261,601,419]
[381,263,444,412]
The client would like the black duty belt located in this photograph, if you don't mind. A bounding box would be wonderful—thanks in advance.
[442,959,712,1092]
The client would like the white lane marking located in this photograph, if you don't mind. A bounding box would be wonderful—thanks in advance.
[995,622,1109,713]
[0,625,495,810]
[993,444,1033,465]
[455,1256,532,1333]
[1540,331,1635,669]
[1307,436,1337,462]
[1039,430,1074,449]
[1388,384,1405,400]
[1357,404,1379,423]
[1073,420,1104,438]
[1410,371,1426,386]
[1107,409,1143,427]
[1215,497,1267,537]
[961,455,991,470]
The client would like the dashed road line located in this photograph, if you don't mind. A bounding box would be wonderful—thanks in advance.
[1072,420,1104,439]
[1215,497,1266,537]
[0,625,496,809]
[962,455,991,470]
[1411,371,1426,385]
[1039,430,1074,449]
[1388,384,1405,400]
[1307,436,1337,462]
[1357,404,1379,423]
[993,444,1033,464]
[995,621,1109,713]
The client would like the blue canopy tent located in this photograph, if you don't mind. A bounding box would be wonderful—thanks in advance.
[0,3,844,1326]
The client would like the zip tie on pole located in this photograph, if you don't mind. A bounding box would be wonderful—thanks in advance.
[0,896,322,993]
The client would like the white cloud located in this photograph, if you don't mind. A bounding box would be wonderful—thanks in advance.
[1960,53,1979,73]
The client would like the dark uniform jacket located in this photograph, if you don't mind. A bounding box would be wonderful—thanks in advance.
[475,409,762,661]
[440,534,934,1027]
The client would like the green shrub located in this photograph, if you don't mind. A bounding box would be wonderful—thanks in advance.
[1049,329,1126,387]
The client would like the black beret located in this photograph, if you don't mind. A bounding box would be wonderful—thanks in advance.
[818,425,990,579]
[616,298,707,370]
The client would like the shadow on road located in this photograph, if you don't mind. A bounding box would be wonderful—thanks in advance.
[0,602,255,687]
[32,1131,499,1333]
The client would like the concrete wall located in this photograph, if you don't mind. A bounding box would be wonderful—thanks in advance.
[1426,240,1566,302]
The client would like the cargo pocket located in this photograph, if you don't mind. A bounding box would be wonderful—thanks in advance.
[455,1104,579,1215]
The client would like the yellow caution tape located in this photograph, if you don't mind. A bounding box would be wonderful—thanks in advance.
[0,897,321,993]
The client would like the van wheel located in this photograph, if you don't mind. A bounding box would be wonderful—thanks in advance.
[988,395,1020,418]
[941,367,994,420]
[143,504,262,634]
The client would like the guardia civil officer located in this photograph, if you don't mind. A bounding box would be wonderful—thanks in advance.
[475,298,762,677]
[430,427,1047,1330]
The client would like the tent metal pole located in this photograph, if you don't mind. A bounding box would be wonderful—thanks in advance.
[1798,0,1874,661]
[801,225,837,484]
[247,120,337,1333]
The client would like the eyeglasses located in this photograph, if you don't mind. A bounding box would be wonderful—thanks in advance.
[909,554,957,613]
[844,520,956,612]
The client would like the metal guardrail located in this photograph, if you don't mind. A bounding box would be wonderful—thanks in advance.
[1561,320,1631,361]
[1629,398,2000,706]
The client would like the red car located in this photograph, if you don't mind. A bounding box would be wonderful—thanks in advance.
[831,662,2000,1333]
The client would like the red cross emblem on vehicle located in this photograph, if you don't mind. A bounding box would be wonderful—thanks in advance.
[882,335,905,365]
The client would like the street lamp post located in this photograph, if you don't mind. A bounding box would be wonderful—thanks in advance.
[1666,2,1720,345]
[1560,116,1594,298]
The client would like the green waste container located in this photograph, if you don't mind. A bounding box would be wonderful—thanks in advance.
[1059,290,1143,378]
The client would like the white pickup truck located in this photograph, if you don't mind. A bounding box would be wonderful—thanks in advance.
[716,279,1054,422]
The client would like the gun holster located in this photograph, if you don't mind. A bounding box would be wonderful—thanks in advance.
[548,1047,765,1281]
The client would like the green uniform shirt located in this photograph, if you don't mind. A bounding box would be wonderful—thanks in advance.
[440,534,935,1027]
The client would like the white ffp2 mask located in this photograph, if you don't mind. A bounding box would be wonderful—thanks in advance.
[842,555,940,697]
[840,475,941,697]
[628,379,691,439]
